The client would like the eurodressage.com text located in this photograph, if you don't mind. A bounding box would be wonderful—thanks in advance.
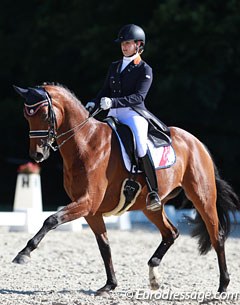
[117,289,240,302]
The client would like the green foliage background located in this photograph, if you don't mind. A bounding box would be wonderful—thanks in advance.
[1,0,240,210]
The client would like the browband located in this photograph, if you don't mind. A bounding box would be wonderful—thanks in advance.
[24,100,48,116]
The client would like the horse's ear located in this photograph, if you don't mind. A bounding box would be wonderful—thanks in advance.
[13,85,48,105]
[13,85,29,99]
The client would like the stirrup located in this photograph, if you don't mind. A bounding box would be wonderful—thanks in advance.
[146,191,162,211]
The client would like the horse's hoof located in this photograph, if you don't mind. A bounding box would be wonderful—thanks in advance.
[150,282,160,290]
[95,283,117,297]
[149,266,160,290]
[218,279,230,293]
[218,287,227,293]
[95,290,110,297]
[12,253,30,264]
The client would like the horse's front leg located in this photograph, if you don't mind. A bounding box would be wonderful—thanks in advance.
[12,212,60,264]
[85,215,117,296]
[12,202,85,264]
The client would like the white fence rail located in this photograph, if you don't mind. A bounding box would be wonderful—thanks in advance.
[0,207,239,233]
[0,209,132,233]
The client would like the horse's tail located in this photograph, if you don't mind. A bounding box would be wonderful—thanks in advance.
[190,165,240,255]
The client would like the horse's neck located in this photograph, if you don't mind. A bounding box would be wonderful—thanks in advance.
[58,106,110,169]
[62,101,88,130]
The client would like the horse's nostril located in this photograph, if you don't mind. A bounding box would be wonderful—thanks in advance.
[36,152,44,161]
[30,151,44,162]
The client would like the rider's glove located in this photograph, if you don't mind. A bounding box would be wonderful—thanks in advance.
[85,102,95,112]
[100,97,112,110]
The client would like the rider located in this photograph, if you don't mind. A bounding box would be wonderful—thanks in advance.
[86,24,161,211]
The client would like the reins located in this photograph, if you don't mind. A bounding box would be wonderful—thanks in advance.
[49,107,102,151]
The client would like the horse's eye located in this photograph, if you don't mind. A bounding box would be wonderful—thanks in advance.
[41,112,48,122]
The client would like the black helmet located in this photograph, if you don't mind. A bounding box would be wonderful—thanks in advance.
[115,24,145,46]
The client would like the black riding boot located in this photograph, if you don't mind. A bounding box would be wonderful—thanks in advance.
[141,151,162,211]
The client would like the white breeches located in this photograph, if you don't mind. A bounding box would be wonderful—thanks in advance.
[108,107,148,158]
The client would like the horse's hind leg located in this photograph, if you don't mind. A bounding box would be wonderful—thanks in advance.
[143,208,179,290]
[199,208,230,292]
[216,234,230,292]
[183,170,230,292]
[189,197,230,292]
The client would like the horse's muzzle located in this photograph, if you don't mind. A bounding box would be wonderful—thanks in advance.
[30,144,50,162]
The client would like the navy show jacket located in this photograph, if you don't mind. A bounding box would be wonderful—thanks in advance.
[95,56,152,110]
[93,56,171,146]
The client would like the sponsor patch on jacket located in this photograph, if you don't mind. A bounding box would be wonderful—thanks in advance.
[145,74,151,79]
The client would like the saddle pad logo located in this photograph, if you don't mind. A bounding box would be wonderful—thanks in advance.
[120,139,176,173]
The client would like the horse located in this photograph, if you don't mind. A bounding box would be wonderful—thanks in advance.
[12,83,240,295]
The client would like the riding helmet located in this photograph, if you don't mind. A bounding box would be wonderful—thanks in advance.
[115,24,145,46]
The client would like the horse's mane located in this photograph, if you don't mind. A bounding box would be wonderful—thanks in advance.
[42,82,82,105]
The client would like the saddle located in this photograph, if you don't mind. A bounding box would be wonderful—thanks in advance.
[104,116,172,172]
[104,117,138,169]
[103,117,175,217]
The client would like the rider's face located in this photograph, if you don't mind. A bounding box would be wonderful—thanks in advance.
[121,40,140,57]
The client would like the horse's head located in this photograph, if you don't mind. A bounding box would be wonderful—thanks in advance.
[13,85,58,162]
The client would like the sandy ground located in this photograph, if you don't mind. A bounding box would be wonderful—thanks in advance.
[0,224,239,305]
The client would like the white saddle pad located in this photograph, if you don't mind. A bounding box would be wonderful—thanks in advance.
[117,136,176,173]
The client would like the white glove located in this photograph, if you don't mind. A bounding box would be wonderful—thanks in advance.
[85,102,95,111]
[100,97,112,110]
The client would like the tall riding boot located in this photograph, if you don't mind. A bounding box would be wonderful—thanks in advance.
[141,150,162,211]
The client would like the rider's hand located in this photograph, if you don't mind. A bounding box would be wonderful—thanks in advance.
[85,102,95,112]
[100,97,112,110]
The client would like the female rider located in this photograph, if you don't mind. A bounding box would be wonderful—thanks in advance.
[86,24,162,211]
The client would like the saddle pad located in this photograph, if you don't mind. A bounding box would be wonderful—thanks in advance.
[117,136,176,173]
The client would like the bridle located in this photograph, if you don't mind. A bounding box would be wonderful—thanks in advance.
[27,92,57,148]
[26,92,102,152]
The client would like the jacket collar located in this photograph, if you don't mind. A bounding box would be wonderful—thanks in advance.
[133,55,141,65]
[117,55,142,74]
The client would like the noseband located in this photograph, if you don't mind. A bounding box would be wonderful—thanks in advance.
[26,92,102,152]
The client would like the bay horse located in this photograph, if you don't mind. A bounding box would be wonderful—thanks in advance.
[13,83,240,295]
